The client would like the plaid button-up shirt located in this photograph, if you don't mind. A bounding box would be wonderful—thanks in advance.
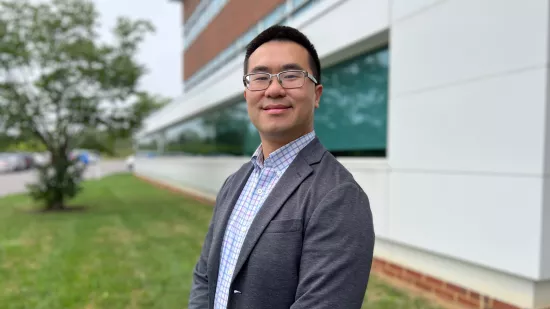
[213,131,316,309]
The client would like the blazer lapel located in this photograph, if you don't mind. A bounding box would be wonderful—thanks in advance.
[208,163,253,306]
[231,154,313,283]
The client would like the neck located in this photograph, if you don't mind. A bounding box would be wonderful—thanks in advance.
[260,129,313,159]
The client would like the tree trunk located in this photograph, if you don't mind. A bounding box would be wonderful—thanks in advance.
[46,200,65,211]
[45,150,69,210]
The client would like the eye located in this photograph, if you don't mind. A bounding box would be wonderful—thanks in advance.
[252,75,269,81]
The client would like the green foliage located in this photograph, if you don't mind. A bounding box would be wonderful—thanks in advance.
[27,158,86,210]
[6,139,47,152]
[118,92,171,138]
[0,0,155,209]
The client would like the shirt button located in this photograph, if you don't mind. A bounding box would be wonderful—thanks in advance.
[241,227,246,232]
[257,188,263,194]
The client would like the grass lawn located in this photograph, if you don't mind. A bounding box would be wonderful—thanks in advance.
[0,174,443,309]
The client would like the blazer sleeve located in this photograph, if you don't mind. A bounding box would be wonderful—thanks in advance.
[188,175,232,309]
[290,182,375,309]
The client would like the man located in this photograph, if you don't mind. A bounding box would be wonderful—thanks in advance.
[189,25,375,309]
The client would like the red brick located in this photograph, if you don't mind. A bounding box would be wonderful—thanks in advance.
[469,291,481,302]
[415,280,432,292]
[434,286,455,302]
[382,267,398,278]
[386,263,404,276]
[446,282,468,297]
[372,259,386,268]
[425,276,445,289]
[457,294,479,309]
[184,0,287,79]
[491,299,521,309]
[403,269,423,282]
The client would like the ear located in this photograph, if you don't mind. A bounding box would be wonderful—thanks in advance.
[314,84,323,108]
[244,90,247,100]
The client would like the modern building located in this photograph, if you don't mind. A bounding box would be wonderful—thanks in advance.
[136,1,550,308]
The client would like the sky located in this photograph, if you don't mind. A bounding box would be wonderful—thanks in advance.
[93,0,182,100]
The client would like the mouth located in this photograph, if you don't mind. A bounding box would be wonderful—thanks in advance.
[263,104,292,115]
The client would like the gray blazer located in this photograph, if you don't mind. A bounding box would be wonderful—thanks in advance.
[188,137,375,309]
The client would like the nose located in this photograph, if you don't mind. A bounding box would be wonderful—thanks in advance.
[264,76,286,98]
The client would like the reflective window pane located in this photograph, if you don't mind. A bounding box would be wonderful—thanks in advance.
[263,4,287,27]
[315,47,389,156]
[161,101,260,157]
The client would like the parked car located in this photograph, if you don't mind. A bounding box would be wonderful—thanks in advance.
[0,153,20,173]
[71,149,101,165]
[5,153,27,171]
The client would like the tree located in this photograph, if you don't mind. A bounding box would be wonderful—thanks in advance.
[117,91,171,138]
[0,0,155,210]
[73,93,171,157]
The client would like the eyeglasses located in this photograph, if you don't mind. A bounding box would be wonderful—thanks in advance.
[243,70,318,91]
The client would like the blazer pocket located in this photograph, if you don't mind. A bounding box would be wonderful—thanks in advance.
[264,219,302,233]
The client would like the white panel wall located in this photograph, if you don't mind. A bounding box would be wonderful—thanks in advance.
[297,0,388,58]
[390,68,547,174]
[136,157,248,197]
[135,157,392,238]
[542,70,550,279]
[388,0,550,280]
[542,179,550,279]
[390,0,548,96]
[391,0,444,22]
[389,173,543,278]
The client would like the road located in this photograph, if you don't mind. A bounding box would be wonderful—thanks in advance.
[0,160,127,197]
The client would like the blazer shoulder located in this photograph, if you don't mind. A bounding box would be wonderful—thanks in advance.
[315,151,358,185]
[307,151,366,208]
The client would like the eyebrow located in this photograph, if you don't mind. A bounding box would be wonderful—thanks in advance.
[249,63,305,73]
[281,63,304,71]
[250,65,270,73]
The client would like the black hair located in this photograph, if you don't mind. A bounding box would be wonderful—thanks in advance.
[244,25,321,84]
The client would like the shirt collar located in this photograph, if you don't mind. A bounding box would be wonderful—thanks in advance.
[251,131,316,171]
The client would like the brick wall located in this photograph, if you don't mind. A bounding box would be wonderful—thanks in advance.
[371,259,547,309]
[183,0,202,23]
[183,0,287,80]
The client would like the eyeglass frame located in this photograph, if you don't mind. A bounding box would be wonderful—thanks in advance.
[243,70,319,91]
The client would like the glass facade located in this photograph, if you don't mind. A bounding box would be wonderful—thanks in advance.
[315,47,389,156]
[140,47,389,158]
[162,102,260,157]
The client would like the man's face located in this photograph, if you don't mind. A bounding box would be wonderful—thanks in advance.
[244,41,323,141]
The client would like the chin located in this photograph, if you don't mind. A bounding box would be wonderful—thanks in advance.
[260,125,292,138]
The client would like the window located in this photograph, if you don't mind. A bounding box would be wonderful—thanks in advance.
[184,0,229,50]
[262,4,287,28]
[137,135,160,154]
[315,47,389,157]
[161,101,260,156]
